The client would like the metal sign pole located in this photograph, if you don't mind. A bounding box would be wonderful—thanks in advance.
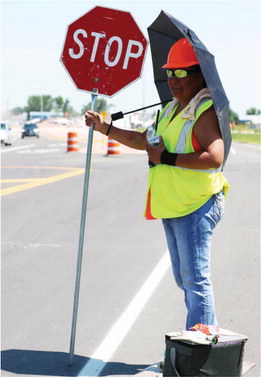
[69,92,97,365]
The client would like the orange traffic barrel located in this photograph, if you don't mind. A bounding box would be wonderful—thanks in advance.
[107,138,120,155]
[67,132,79,152]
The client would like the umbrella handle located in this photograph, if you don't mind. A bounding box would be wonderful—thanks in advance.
[111,99,172,121]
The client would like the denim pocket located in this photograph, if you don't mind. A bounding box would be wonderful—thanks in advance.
[213,191,225,221]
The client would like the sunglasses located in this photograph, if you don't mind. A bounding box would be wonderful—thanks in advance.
[166,69,199,79]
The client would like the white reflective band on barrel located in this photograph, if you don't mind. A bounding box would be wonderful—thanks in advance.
[68,138,78,142]
[107,147,119,151]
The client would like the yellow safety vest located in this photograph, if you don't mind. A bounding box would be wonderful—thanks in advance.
[145,99,229,219]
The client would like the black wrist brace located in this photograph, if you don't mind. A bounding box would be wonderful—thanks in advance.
[161,149,178,166]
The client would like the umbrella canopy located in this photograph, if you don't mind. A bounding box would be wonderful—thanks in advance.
[148,11,231,167]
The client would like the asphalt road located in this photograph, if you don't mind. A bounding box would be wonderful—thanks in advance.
[1,135,260,377]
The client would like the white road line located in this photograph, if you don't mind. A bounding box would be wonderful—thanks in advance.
[78,251,170,377]
[17,148,61,154]
[1,144,35,153]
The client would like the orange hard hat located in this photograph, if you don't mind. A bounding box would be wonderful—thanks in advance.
[162,38,199,69]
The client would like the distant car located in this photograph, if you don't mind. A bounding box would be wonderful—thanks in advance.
[22,123,39,138]
[1,122,12,145]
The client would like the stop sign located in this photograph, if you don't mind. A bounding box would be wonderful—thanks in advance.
[60,6,148,97]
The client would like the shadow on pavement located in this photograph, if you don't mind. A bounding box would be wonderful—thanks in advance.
[1,349,150,376]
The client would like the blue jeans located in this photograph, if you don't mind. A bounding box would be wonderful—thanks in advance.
[162,191,225,330]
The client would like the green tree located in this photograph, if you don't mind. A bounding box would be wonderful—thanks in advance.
[82,98,108,114]
[62,98,72,113]
[246,108,261,115]
[42,95,53,111]
[11,106,24,116]
[24,95,41,112]
[229,107,239,124]
[10,95,77,118]
[53,96,73,114]
[24,95,53,118]
[53,96,64,112]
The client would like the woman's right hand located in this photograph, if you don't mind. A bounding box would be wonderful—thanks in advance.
[84,110,106,133]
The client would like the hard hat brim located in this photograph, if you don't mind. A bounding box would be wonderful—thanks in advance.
[162,60,200,69]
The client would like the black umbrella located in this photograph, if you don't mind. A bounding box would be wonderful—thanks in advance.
[147,11,231,167]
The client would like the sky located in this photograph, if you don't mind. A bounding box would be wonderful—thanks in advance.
[1,0,261,118]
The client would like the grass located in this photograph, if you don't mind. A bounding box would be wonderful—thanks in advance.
[231,132,260,144]
[231,124,260,145]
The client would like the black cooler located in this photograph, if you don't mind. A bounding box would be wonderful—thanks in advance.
[163,330,248,377]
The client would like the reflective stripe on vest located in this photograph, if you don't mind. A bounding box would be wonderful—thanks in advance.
[174,98,221,174]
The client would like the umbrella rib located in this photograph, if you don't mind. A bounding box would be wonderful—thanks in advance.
[149,28,176,38]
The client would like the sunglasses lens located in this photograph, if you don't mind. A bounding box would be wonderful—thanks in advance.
[166,69,188,79]
[175,69,188,78]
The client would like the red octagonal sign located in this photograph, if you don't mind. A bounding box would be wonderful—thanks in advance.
[61,6,148,97]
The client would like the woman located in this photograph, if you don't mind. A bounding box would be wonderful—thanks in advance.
[85,38,229,330]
